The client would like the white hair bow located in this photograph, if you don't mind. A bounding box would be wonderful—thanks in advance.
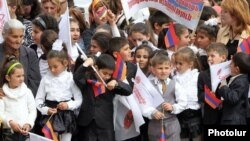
[52,39,63,51]
[204,18,218,26]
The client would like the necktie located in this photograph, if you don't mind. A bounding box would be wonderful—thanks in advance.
[161,80,167,94]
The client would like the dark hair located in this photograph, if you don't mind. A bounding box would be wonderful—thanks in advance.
[47,42,69,69]
[149,11,172,30]
[150,50,170,67]
[92,32,112,53]
[196,23,219,40]
[40,30,58,55]
[32,14,59,33]
[158,28,168,49]
[135,42,154,58]
[174,23,188,38]
[232,52,250,74]
[69,7,88,33]
[21,0,41,20]
[108,37,129,54]
[0,56,23,87]
[95,54,115,70]
[200,6,218,21]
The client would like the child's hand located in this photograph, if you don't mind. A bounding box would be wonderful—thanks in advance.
[152,111,165,120]
[106,9,116,26]
[57,102,68,110]
[47,108,57,115]
[107,80,118,90]
[21,124,31,135]
[9,120,22,133]
[83,57,94,67]
[162,102,173,112]
[0,88,4,99]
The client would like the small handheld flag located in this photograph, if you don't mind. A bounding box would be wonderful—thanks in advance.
[237,36,250,54]
[42,121,58,141]
[204,85,222,109]
[164,22,179,48]
[87,79,106,97]
[113,53,127,80]
[159,125,166,141]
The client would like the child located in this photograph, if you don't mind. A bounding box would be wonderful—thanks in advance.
[134,42,153,76]
[35,44,82,141]
[73,54,132,141]
[146,51,184,141]
[217,52,250,125]
[70,18,81,63]
[89,32,112,55]
[171,47,201,141]
[198,43,228,125]
[0,56,37,141]
[196,21,219,71]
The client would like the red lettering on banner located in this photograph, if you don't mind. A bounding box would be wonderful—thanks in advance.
[176,0,198,11]
[133,87,146,104]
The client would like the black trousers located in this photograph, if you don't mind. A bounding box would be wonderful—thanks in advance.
[77,120,115,141]
[0,129,27,141]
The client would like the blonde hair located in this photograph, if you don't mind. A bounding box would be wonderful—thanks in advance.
[41,0,61,13]
[175,47,200,70]
[221,0,250,33]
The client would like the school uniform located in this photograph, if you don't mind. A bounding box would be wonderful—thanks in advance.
[0,83,37,141]
[73,65,132,141]
[147,75,181,141]
[36,70,82,133]
[217,74,249,125]
[197,49,209,71]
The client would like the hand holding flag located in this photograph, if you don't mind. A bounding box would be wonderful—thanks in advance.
[237,36,250,54]
[204,85,222,109]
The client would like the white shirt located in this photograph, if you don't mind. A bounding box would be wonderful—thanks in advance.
[174,69,200,111]
[0,83,37,129]
[71,44,80,62]
[35,70,82,115]
[39,58,49,78]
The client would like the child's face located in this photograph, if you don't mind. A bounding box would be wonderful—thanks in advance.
[196,32,212,49]
[6,68,24,88]
[230,61,240,76]
[119,44,132,61]
[48,58,67,76]
[135,49,150,70]
[32,24,43,44]
[97,68,114,82]
[89,40,101,55]
[175,59,192,74]
[207,51,226,65]
[130,32,150,47]
[70,21,80,45]
[178,29,190,48]
[151,62,171,80]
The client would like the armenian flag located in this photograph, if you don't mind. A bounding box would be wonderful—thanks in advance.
[41,121,58,141]
[113,53,127,80]
[204,85,222,109]
[164,22,179,48]
[237,36,250,54]
[159,125,166,141]
[87,79,106,97]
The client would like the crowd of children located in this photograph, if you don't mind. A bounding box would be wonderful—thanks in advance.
[1,0,250,141]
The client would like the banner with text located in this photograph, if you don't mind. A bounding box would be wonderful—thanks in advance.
[0,0,10,43]
[121,0,204,30]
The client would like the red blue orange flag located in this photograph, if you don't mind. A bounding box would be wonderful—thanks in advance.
[164,22,179,48]
[87,79,106,97]
[204,85,222,109]
[237,36,250,54]
[41,121,58,141]
[159,125,166,141]
[113,53,127,80]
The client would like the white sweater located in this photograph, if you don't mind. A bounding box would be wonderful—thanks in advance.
[0,83,37,129]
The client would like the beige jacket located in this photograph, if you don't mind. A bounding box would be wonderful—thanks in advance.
[217,25,250,45]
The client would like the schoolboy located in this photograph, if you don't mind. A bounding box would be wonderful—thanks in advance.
[198,42,228,125]
[73,54,132,141]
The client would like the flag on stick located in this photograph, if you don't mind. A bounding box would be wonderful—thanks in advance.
[204,85,222,109]
[41,121,58,141]
[237,36,250,54]
[164,22,179,48]
[87,79,106,97]
[113,53,127,80]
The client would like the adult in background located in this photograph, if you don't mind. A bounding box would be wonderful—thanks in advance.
[0,19,41,96]
[217,0,250,60]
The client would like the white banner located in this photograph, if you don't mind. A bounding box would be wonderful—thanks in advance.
[121,0,204,30]
[29,132,53,141]
[0,0,10,43]
[210,61,231,92]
